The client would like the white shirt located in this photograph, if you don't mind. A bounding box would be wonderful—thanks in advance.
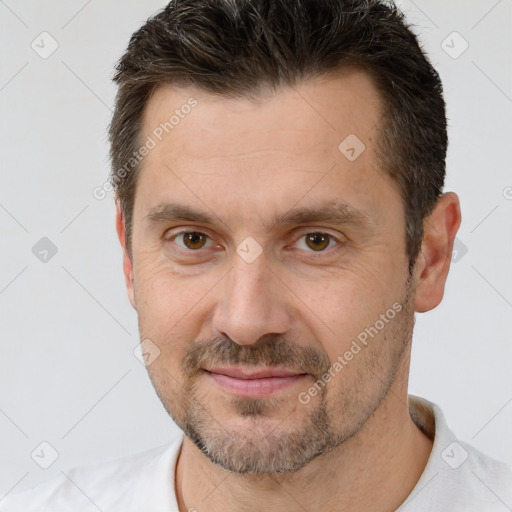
[2,396,511,511]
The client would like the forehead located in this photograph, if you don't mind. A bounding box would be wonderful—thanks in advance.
[135,69,400,230]
[142,69,382,160]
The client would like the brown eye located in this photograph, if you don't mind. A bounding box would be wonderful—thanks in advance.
[180,232,208,250]
[304,233,331,251]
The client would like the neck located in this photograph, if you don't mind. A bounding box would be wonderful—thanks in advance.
[175,388,433,512]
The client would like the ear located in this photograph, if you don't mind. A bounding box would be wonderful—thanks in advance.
[115,202,136,309]
[413,192,461,313]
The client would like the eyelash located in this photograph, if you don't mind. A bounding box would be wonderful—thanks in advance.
[166,230,343,256]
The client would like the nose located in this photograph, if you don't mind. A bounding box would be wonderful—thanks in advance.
[211,255,292,346]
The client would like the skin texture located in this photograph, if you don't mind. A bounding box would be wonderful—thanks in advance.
[116,69,461,511]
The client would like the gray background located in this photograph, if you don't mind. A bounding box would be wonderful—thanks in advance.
[1,0,511,495]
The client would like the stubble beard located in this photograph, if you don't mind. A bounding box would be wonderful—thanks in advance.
[147,274,416,475]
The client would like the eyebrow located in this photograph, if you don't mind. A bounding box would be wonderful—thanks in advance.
[145,200,374,231]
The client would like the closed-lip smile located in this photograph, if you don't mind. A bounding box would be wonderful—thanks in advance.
[203,366,308,397]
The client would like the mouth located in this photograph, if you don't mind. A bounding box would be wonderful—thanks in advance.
[203,366,309,398]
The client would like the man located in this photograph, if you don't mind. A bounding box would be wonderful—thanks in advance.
[2,0,511,511]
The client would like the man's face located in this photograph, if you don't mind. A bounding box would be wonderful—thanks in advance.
[125,70,416,473]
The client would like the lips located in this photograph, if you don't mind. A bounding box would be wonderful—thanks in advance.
[203,366,308,397]
[205,366,305,379]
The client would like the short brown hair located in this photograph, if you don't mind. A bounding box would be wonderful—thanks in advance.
[109,0,447,270]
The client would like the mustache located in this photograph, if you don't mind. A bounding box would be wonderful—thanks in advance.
[181,334,332,379]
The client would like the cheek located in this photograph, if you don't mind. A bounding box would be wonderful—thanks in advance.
[133,256,175,318]
[292,264,404,355]
[131,252,221,345]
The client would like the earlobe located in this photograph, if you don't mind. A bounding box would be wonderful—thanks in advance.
[115,202,137,310]
[413,192,461,313]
